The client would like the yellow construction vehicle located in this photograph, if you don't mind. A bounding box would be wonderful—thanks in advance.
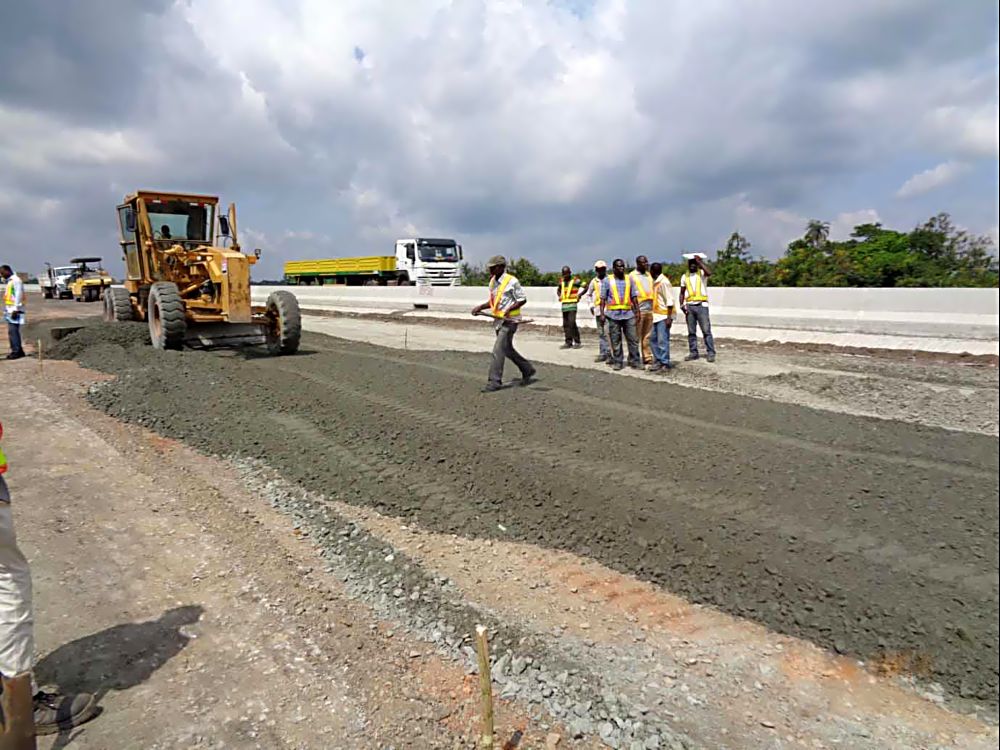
[105,190,300,353]
[68,257,114,302]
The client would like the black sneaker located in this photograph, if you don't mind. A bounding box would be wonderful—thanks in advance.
[5,351,26,360]
[520,368,537,386]
[33,689,98,736]
[684,353,699,361]
[481,384,503,393]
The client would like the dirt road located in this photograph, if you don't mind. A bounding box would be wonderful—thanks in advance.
[5,299,997,748]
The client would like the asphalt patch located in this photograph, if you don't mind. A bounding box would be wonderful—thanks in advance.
[56,323,1000,709]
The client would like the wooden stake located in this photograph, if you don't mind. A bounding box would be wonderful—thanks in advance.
[475,625,495,749]
[37,339,42,373]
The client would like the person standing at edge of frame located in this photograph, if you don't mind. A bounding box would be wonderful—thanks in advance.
[679,253,716,362]
[1,266,26,361]
[471,255,537,392]
[555,266,583,349]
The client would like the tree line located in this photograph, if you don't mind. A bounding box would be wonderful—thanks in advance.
[461,212,999,287]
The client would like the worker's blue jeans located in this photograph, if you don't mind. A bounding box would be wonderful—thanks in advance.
[6,322,23,356]
[650,319,672,365]
[685,304,715,357]
[594,314,609,358]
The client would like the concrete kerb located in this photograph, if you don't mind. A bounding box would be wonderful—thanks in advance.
[252,285,1000,356]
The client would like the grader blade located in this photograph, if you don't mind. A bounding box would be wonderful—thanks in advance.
[184,323,266,349]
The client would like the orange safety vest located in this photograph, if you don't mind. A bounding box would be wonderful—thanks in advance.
[683,271,708,303]
[653,277,674,315]
[489,273,521,317]
[559,277,580,304]
[629,271,654,303]
[605,276,632,311]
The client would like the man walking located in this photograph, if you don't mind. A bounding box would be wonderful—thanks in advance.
[471,256,536,392]
[1,421,98,740]
[584,260,610,362]
[555,266,583,349]
[1,266,26,361]
[629,256,655,366]
[679,253,716,362]
[599,258,641,371]
[649,262,675,372]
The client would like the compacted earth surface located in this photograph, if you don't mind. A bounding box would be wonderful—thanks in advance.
[5,298,997,749]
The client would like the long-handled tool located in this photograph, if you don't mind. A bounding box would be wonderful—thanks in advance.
[474,311,535,324]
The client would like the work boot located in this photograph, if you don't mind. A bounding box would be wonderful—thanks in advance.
[519,367,537,386]
[481,384,503,393]
[33,688,98,736]
[684,353,699,361]
[5,351,26,360]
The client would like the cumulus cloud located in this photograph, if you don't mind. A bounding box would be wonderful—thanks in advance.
[0,0,996,278]
[896,161,971,199]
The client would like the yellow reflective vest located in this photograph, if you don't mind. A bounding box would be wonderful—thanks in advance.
[629,271,654,303]
[605,276,633,311]
[559,277,581,304]
[489,273,521,317]
[682,271,708,303]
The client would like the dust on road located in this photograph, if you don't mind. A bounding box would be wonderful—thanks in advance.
[35,319,999,711]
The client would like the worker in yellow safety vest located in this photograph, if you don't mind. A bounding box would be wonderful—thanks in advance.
[648,262,676,372]
[2,265,26,360]
[555,266,584,349]
[471,255,536,392]
[679,253,716,362]
[628,256,655,366]
[0,420,99,739]
[583,260,610,362]
[599,258,641,371]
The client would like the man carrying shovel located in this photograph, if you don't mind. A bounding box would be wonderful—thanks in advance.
[471,256,536,393]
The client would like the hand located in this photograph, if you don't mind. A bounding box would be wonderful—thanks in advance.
[681,305,688,315]
[471,306,482,316]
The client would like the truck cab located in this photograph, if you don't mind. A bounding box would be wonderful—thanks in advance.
[395,238,462,286]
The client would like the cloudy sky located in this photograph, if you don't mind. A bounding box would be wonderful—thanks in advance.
[1,0,997,279]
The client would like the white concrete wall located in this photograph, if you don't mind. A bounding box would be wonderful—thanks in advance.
[251,284,998,350]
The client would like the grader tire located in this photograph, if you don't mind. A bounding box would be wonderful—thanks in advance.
[148,282,186,350]
[103,287,133,323]
[265,290,301,355]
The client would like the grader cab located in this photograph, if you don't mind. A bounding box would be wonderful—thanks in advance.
[106,190,300,354]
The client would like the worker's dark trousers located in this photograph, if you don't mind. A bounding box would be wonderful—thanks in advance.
[561,309,580,345]
[488,322,533,387]
[607,317,641,367]
[685,304,716,357]
[6,322,23,356]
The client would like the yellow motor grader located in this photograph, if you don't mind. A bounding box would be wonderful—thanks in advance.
[105,190,300,353]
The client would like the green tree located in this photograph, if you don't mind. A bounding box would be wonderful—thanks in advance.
[804,219,831,249]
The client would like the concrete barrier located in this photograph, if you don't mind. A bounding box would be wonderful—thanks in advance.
[251,284,998,354]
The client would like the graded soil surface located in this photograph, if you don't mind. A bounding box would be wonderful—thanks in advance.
[39,320,1000,709]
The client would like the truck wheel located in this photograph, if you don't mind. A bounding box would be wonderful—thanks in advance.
[148,282,186,350]
[396,273,410,286]
[103,287,133,322]
[42,288,53,300]
[265,290,301,355]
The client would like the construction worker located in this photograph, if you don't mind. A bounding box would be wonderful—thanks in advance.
[679,253,716,362]
[555,266,583,349]
[1,265,26,361]
[629,256,655,366]
[649,262,676,372]
[584,260,610,362]
[1,421,98,740]
[471,256,536,392]
[599,258,641,371]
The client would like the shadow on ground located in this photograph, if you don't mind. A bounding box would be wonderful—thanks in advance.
[34,605,203,748]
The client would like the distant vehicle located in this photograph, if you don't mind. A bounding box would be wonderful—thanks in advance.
[67,257,114,302]
[283,238,463,287]
[39,264,78,299]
